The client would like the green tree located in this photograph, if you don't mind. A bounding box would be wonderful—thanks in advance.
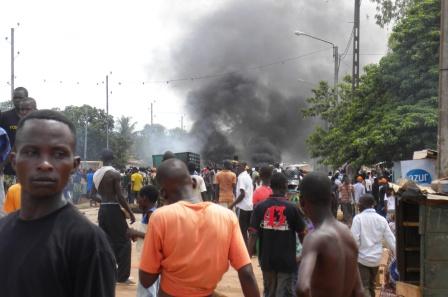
[304,0,439,167]
[110,116,136,169]
[370,0,412,27]
[62,105,114,161]
[0,101,13,112]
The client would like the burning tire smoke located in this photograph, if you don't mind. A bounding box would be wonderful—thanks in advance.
[187,73,307,165]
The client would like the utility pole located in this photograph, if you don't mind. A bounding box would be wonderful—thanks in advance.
[352,0,360,91]
[150,102,154,125]
[106,75,109,149]
[334,45,339,101]
[438,0,448,178]
[84,119,88,160]
[10,28,14,99]
[181,115,184,130]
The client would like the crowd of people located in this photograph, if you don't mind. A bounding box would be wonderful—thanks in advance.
[0,88,397,297]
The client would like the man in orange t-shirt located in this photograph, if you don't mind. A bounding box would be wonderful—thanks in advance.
[3,183,21,214]
[139,159,260,297]
[214,160,236,207]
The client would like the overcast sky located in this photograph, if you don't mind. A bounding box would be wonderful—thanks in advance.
[0,0,390,131]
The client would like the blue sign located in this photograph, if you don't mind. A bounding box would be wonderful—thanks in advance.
[406,169,432,184]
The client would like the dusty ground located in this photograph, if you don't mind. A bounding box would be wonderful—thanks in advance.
[80,204,264,297]
[80,203,391,297]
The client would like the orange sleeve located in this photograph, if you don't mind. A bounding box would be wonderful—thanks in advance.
[3,190,14,213]
[139,213,164,274]
[228,214,251,270]
[232,174,237,184]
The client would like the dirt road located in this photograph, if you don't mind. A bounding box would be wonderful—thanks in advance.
[80,205,264,297]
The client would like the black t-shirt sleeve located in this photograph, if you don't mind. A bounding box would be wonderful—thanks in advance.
[249,203,264,233]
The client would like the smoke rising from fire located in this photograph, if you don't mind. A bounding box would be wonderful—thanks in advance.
[155,0,388,165]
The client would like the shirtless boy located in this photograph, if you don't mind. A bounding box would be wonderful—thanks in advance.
[296,172,363,297]
[94,149,136,284]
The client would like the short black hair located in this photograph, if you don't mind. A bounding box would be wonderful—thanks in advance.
[13,87,28,99]
[139,185,159,203]
[259,166,273,180]
[300,172,332,205]
[101,149,114,162]
[270,172,288,191]
[162,150,176,161]
[16,109,77,146]
[223,160,232,170]
[359,194,375,208]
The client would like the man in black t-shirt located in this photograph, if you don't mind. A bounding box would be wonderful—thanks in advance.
[0,87,33,179]
[248,172,306,297]
[0,110,116,297]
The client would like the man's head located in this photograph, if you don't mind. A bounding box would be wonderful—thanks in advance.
[11,110,80,199]
[237,161,247,174]
[12,87,28,108]
[101,149,114,164]
[138,185,159,211]
[343,175,350,184]
[259,166,273,184]
[270,172,288,197]
[358,194,375,212]
[379,176,388,185]
[299,172,332,217]
[162,150,176,161]
[18,97,37,118]
[223,160,232,170]
[356,175,363,183]
[156,158,193,204]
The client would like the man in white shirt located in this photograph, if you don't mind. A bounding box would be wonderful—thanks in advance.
[229,162,254,247]
[187,162,207,201]
[351,194,396,297]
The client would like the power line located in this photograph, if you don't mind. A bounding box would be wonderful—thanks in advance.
[1,47,333,87]
[149,46,333,84]
[340,28,354,61]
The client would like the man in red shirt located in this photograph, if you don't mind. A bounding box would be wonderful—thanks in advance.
[252,166,273,206]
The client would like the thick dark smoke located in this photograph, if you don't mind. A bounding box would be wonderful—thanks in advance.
[187,73,307,165]
[162,0,387,165]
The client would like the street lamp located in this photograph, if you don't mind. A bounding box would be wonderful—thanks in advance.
[294,31,340,100]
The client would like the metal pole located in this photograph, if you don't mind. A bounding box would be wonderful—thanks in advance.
[438,0,448,178]
[84,120,88,160]
[106,75,109,149]
[334,45,339,101]
[151,102,153,125]
[352,0,360,91]
[181,115,184,130]
[10,28,14,99]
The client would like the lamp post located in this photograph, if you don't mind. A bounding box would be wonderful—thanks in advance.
[294,31,340,101]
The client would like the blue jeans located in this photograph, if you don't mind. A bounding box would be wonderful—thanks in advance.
[137,278,159,297]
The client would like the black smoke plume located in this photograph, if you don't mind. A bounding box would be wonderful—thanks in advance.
[161,0,388,165]
[187,73,307,165]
